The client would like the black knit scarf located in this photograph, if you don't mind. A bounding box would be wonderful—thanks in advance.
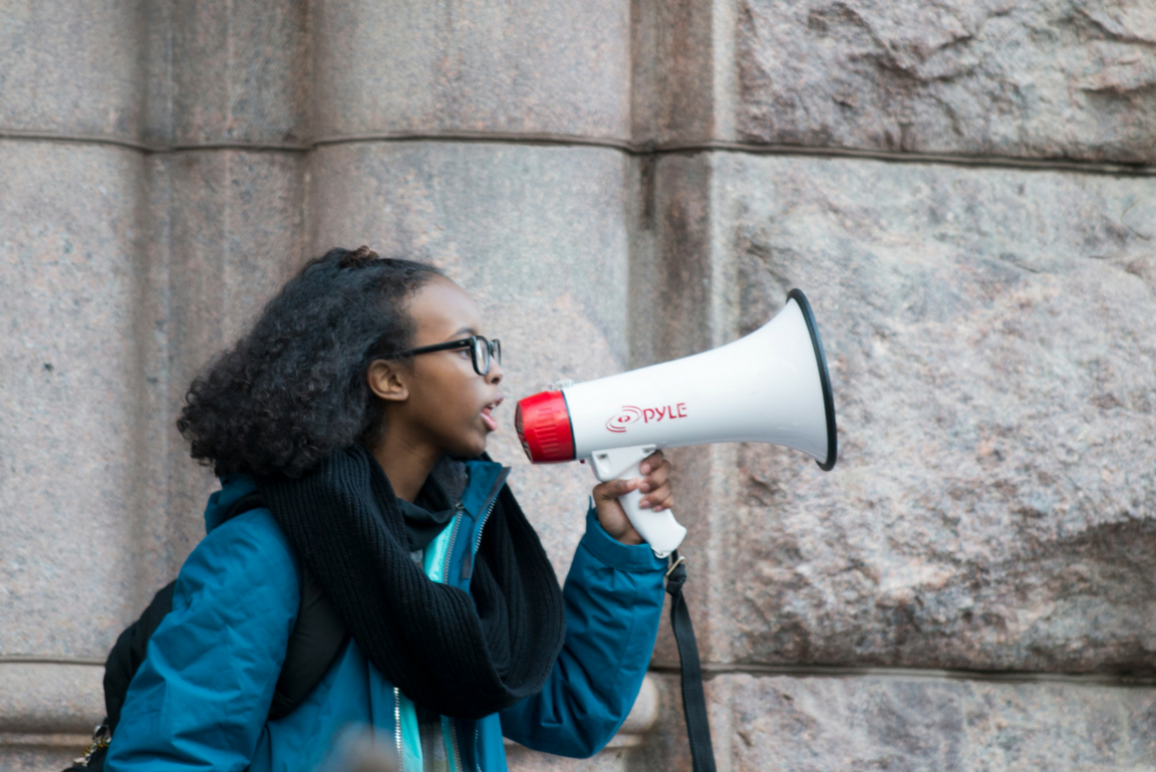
[256,443,566,719]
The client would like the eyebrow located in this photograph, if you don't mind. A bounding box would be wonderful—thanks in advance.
[448,326,477,339]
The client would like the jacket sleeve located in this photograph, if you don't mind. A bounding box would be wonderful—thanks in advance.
[499,507,666,757]
[105,510,299,772]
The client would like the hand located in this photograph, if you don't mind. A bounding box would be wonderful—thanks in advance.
[591,450,674,546]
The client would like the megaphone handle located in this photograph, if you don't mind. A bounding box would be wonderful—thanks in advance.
[589,445,688,558]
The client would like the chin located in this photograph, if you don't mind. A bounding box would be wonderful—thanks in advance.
[449,433,488,459]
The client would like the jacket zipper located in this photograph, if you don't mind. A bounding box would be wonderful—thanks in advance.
[393,686,402,763]
[473,496,497,556]
[449,719,464,772]
[472,471,508,556]
[459,490,499,582]
[445,503,464,577]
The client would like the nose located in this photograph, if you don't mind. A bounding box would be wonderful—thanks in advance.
[486,358,503,385]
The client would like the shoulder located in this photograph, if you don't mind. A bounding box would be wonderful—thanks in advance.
[174,508,299,612]
[205,506,296,560]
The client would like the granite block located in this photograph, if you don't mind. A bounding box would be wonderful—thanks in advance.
[0,140,150,658]
[146,0,309,146]
[735,0,1156,163]
[0,743,87,772]
[645,671,1156,772]
[644,152,1156,671]
[631,0,721,146]
[308,141,632,578]
[0,0,145,141]
[150,149,306,580]
[312,0,631,141]
[0,663,104,734]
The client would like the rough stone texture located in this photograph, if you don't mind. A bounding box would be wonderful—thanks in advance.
[312,0,631,140]
[148,150,307,588]
[0,743,87,772]
[505,743,647,772]
[308,141,632,578]
[146,0,310,146]
[645,671,1156,771]
[645,151,1156,672]
[0,141,149,658]
[0,0,145,141]
[632,0,722,147]
[0,664,104,734]
[735,0,1156,163]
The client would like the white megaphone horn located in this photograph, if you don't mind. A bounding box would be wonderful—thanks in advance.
[515,289,837,557]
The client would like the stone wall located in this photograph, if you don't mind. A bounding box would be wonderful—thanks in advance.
[1,1,1153,770]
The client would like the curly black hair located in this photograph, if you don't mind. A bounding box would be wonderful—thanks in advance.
[177,246,444,478]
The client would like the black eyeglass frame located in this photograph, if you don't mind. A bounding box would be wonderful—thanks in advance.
[393,335,502,376]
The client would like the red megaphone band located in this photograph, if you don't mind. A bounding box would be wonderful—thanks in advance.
[514,390,575,463]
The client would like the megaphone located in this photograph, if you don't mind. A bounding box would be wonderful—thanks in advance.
[515,289,836,557]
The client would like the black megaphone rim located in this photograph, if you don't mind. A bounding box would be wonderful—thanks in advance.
[787,288,837,471]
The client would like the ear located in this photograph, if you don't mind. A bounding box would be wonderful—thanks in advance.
[367,359,410,403]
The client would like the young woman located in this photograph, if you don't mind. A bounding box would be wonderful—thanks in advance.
[105,246,674,772]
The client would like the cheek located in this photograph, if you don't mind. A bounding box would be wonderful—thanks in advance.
[418,367,481,425]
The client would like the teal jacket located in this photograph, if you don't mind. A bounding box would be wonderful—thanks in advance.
[106,459,666,772]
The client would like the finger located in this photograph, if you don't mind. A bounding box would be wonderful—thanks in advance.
[638,449,665,475]
[641,460,672,491]
[640,481,671,508]
[593,478,640,501]
[640,494,672,510]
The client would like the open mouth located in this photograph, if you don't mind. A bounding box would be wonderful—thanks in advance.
[480,399,502,432]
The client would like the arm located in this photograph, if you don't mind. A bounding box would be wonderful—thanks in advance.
[105,510,299,771]
[499,508,665,757]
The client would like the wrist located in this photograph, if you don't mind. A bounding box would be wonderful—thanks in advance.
[581,508,667,573]
[608,529,644,546]
[595,508,644,545]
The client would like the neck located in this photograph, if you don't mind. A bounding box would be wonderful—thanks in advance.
[370,426,441,502]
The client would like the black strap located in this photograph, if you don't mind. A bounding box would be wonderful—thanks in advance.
[225,491,266,520]
[665,550,717,772]
[225,490,349,721]
[268,566,348,720]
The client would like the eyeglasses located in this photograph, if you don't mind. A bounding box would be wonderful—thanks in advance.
[395,335,502,376]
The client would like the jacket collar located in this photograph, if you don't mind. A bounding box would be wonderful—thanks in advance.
[205,473,259,532]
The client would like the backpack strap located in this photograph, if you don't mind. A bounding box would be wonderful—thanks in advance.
[268,566,349,719]
[223,491,266,521]
[223,491,349,720]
